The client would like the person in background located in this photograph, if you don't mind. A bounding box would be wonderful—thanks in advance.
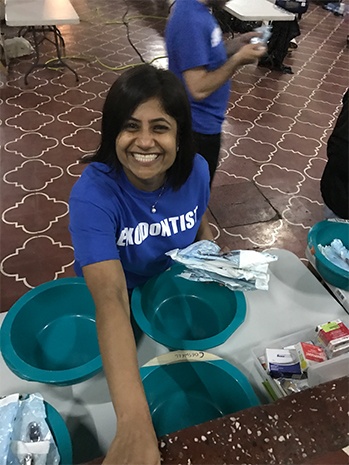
[258,0,308,74]
[165,0,266,185]
[320,88,349,219]
[258,18,301,74]
[69,64,215,465]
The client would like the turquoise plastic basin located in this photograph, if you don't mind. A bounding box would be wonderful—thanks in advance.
[132,264,246,350]
[141,356,260,437]
[308,220,349,290]
[1,278,102,385]
[46,402,72,465]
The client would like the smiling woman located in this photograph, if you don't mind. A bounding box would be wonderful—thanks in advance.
[83,64,195,190]
[68,64,215,465]
[115,97,178,191]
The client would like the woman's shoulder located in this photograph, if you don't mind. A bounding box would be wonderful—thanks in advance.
[70,162,119,200]
[179,153,210,200]
[193,153,210,178]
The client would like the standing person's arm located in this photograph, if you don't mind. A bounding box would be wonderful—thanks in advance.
[224,31,264,57]
[83,259,160,465]
[183,39,265,100]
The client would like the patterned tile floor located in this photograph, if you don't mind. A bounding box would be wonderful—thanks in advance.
[1,0,348,312]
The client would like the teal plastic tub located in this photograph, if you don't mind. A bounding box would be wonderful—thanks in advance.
[141,352,260,437]
[46,402,73,465]
[132,264,246,350]
[1,278,102,385]
[308,220,349,290]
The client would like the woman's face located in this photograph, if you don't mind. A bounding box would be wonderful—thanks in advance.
[116,97,178,191]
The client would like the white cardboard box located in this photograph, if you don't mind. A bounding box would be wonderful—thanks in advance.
[252,326,349,400]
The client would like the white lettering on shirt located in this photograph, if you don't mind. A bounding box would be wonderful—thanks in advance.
[134,222,149,245]
[211,26,222,48]
[116,206,199,246]
[149,223,161,236]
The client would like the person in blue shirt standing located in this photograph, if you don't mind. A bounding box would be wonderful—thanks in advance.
[69,64,215,465]
[165,0,266,184]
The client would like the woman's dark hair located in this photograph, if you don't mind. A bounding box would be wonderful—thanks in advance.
[85,64,195,189]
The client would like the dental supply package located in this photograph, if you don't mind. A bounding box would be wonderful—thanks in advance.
[316,319,349,358]
[265,348,302,378]
[0,393,60,465]
[166,240,278,291]
[253,326,349,400]
[295,341,327,371]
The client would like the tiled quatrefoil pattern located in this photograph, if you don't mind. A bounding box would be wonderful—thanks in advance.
[1,0,348,311]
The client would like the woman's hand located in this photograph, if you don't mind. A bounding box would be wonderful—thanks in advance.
[102,423,160,465]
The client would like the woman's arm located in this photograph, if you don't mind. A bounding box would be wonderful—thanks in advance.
[83,260,160,465]
[195,210,215,242]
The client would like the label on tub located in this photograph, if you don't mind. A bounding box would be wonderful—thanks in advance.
[142,350,221,367]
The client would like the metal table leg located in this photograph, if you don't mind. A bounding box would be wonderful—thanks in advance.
[23,25,79,84]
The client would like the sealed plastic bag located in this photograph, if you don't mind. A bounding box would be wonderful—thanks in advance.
[319,239,349,272]
[0,394,20,465]
[0,393,60,465]
[166,240,278,291]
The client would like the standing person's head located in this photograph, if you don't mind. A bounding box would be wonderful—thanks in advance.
[89,64,195,190]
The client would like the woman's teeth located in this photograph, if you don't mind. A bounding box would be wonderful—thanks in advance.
[133,153,159,162]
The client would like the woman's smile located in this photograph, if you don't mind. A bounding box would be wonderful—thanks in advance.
[131,153,161,163]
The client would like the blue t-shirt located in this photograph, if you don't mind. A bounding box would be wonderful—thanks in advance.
[69,155,210,290]
[165,0,230,134]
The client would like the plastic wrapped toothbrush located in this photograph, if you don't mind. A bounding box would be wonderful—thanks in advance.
[318,239,349,272]
[166,240,278,291]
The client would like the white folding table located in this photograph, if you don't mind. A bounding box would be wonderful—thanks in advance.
[5,0,80,83]
[1,249,348,463]
[224,0,295,21]
[305,245,349,313]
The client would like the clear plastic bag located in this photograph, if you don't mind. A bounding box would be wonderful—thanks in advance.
[319,239,349,272]
[0,393,60,465]
[166,240,278,291]
[250,24,272,44]
[0,394,20,465]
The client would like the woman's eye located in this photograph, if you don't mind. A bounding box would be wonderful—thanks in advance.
[123,122,138,131]
[153,125,170,132]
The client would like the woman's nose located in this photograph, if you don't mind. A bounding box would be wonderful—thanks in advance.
[136,129,155,149]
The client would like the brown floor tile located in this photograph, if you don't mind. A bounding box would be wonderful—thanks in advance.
[209,182,278,228]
